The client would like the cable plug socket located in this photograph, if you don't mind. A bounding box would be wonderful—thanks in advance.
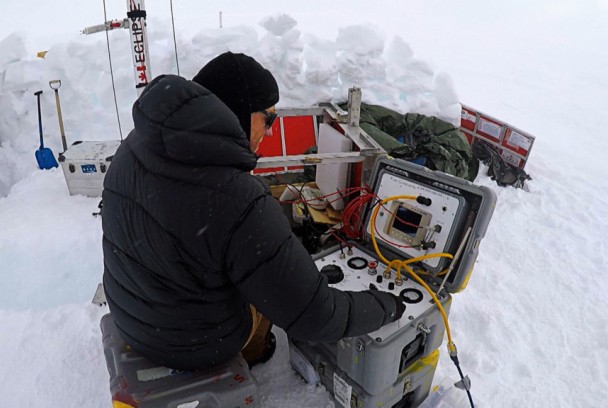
[416,196,432,206]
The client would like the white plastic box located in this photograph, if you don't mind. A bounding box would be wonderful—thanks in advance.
[59,140,121,197]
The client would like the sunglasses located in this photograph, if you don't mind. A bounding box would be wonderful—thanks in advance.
[261,110,277,129]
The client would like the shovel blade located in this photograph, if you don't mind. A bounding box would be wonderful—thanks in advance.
[35,147,58,169]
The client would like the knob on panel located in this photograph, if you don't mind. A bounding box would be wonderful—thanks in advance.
[320,264,344,284]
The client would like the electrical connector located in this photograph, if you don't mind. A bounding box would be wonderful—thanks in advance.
[447,341,458,358]
[416,195,432,206]
[447,341,475,407]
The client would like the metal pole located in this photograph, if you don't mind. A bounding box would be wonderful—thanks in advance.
[126,0,152,95]
[347,87,362,127]
[220,11,223,28]
[170,0,180,76]
[437,227,472,296]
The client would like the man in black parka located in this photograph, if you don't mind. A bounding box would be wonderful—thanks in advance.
[102,52,405,371]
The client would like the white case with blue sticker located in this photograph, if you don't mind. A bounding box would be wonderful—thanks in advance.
[59,140,121,197]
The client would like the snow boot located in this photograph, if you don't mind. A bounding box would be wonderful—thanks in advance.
[241,315,276,368]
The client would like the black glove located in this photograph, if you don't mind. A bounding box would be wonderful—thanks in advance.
[393,293,406,321]
[368,285,406,324]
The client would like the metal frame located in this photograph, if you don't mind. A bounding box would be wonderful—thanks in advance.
[256,88,387,186]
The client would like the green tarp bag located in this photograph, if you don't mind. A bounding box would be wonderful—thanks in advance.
[351,103,479,182]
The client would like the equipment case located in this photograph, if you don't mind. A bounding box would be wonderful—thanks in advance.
[289,157,496,408]
[59,140,121,197]
[101,314,259,408]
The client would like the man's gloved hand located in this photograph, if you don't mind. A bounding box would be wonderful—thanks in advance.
[393,293,406,321]
[368,284,406,324]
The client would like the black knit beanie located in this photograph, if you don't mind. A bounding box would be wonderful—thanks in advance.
[192,52,279,138]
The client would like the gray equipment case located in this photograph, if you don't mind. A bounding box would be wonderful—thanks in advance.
[101,314,259,408]
[59,140,121,197]
[289,158,496,408]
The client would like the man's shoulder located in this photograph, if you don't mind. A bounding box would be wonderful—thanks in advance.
[221,170,271,198]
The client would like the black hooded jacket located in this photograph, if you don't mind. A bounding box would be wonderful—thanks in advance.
[102,75,400,370]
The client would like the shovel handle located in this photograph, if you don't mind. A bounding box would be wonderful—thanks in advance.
[35,90,44,148]
[49,80,62,90]
[50,81,68,152]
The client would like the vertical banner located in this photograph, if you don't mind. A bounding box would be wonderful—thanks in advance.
[126,0,151,95]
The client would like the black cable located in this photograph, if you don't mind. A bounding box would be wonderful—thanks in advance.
[450,355,475,408]
[169,0,180,76]
[332,229,352,247]
[102,0,124,141]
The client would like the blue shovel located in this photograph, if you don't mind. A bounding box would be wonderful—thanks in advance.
[34,90,58,169]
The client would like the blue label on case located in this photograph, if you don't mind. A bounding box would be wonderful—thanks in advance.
[81,164,97,173]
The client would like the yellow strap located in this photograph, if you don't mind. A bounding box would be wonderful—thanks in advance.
[113,401,136,408]
[242,304,262,349]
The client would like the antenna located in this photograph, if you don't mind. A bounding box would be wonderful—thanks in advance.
[125,0,152,95]
[170,0,180,76]
[100,0,124,140]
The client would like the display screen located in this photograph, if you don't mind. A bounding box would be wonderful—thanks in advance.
[392,207,422,237]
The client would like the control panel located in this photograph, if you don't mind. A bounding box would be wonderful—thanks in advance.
[316,246,441,343]
[368,168,470,273]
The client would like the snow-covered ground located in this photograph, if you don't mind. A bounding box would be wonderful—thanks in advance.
[1,1,607,407]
